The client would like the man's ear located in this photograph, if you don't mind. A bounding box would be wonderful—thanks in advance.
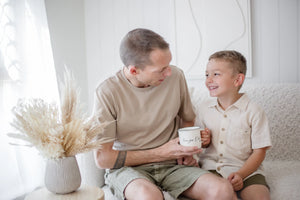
[234,73,245,87]
[128,65,138,75]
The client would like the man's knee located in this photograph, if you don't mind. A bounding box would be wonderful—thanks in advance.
[124,179,164,200]
[183,174,234,200]
[207,178,234,200]
[131,185,163,200]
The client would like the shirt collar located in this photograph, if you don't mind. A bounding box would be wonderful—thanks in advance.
[233,93,249,111]
[208,93,250,111]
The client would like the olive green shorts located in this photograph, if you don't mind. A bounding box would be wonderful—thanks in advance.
[105,164,209,199]
[209,170,270,191]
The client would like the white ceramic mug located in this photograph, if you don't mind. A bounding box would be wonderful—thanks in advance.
[178,126,203,148]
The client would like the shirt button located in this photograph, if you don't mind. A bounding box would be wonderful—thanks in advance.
[224,114,227,118]
[220,141,224,144]
[219,153,223,157]
[219,161,223,163]
[217,167,221,171]
[221,128,225,131]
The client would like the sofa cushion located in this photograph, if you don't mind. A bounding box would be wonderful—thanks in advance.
[241,83,300,161]
[264,161,300,200]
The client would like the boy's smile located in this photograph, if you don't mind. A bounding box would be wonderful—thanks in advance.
[205,59,245,109]
[205,59,237,97]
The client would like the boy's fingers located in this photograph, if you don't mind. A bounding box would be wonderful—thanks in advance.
[177,158,183,165]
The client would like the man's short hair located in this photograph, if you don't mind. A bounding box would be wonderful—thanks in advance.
[120,28,169,68]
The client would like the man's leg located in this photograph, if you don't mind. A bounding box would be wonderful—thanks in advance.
[182,173,235,200]
[105,166,164,200]
[161,165,235,200]
[124,178,164,200]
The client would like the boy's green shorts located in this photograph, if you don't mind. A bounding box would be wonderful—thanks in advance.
[105,164,209,199]
[209,170,269,190]
[209,170,270,196]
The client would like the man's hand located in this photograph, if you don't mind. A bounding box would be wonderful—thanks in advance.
[227,172,243,191]
[201,128,211,147]
[157,138,202,160]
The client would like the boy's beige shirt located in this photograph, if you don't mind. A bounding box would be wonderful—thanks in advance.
[93,66,195,151]
[198,94,272,179]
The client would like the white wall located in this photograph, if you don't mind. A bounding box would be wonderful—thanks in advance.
[250,0,299,83]
[45,0,88,108]
[45,0,300,112]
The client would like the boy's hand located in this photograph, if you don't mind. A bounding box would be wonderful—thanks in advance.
[201,128,211,147]
[227,172,243,191]
[177,156,199,167]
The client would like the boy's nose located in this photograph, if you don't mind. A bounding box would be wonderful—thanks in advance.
[206,76,213,83]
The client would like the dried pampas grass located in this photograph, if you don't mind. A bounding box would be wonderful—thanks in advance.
[8,69,107,159]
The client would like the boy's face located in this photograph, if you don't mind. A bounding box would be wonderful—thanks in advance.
[205,59,240,98]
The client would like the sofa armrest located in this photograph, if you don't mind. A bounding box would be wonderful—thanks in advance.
[78,151,105,187]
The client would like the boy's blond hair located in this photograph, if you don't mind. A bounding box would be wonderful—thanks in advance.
[209,50,247,76]
[209,50,247,91]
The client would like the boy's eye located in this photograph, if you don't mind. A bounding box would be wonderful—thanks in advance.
[214,73,220,76]
[205,73,209,77]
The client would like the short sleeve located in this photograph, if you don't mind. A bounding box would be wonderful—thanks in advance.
[250,105,272,149]
[92,86,117,144]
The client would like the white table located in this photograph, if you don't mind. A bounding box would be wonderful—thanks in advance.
[25,185,104,200]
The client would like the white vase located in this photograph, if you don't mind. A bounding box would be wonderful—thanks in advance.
[44,156,81,194]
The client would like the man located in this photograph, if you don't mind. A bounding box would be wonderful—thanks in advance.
[93,28,234,200]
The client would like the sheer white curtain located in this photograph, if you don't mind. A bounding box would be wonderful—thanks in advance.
[0,0,59,199]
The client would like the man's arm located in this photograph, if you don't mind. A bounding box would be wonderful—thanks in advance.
[94,138,202,169]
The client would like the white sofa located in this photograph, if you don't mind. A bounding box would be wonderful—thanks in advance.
[79,83,300,200]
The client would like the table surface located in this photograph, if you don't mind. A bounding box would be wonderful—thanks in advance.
[24,185,104,200]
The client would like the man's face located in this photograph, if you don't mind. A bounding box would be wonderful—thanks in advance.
[136,49,172,87]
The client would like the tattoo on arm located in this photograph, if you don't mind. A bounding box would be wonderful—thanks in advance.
[113,151,127,169]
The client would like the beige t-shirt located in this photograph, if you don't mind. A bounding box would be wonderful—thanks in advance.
[197,94,272,179]
[93,66,195,151]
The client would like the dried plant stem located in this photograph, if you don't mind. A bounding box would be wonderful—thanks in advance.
[8,69,107,159]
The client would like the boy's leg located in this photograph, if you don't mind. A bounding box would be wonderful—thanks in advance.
[239,174,270,200]
[240,184,270,200]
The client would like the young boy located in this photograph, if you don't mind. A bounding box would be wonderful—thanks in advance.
[198,50,272,199]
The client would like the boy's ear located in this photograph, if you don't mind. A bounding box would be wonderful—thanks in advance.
[234,73,245,87]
